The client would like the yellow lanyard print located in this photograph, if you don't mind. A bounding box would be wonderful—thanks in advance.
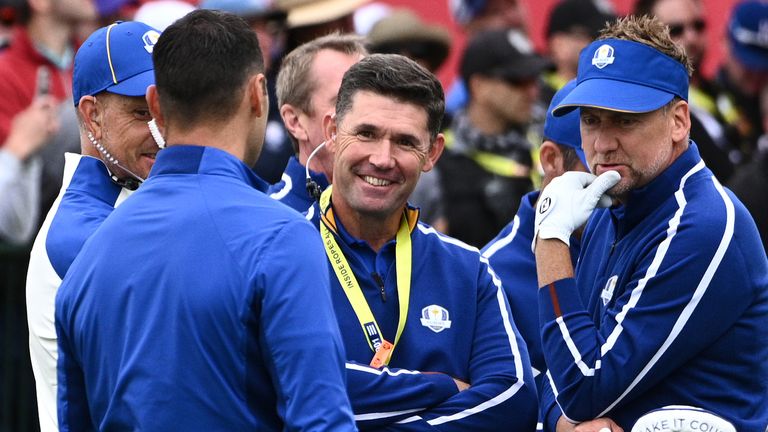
[319,187,412,367]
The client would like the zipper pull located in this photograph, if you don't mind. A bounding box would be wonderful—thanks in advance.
[372,272,386,302]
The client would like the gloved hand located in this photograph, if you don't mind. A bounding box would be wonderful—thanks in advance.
[533,171,621,250]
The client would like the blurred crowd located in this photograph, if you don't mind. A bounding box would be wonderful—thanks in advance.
[0,0,767,428]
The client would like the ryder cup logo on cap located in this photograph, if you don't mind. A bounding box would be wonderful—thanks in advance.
[591,44,615,69]
[73,21,161,106]
[630,405,736,432]
[553,38,689,116]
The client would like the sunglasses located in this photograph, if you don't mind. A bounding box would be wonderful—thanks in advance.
[668,19,706,37]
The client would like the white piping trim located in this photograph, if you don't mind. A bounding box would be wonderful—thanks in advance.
[481,215,521,259]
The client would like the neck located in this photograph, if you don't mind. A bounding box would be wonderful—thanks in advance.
[333,201,402,253]
[467,103,508,135]
[28,15,72,58]
[165,118,252,164]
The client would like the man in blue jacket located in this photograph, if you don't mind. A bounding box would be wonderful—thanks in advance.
[316,53,538,430]
[482,79,587,403]
[533,15,768,432]
[268,33,366,213]
[26,20,162,432]
[55,10,355,431]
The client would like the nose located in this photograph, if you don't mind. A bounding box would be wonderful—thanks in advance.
[369,139,396,169]
[590,125,618,154]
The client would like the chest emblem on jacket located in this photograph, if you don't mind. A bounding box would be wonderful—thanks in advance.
[601,275,618,306]
[420,305,452,333]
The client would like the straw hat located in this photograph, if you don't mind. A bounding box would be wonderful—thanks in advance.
[277,0,369,28]
[368,9,451,71]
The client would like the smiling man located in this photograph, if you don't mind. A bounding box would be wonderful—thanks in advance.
[25,20,161,432]
[315,53,538,430]
[532,15,768,432]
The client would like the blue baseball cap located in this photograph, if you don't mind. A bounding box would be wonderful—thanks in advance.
[553,38,689,116]
[73,21,160,107]
[728,0,768,71]
[544,79,587,169]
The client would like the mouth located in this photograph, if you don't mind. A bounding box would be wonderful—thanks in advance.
[361,175,394,187]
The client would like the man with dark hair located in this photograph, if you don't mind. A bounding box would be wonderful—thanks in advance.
[55,10,355,430]
[317,53,538,430]
[534,15,768,432]
[26,20,162,432]
[269,32,366,212]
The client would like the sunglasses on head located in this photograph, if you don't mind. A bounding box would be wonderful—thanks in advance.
[668,19,706,37]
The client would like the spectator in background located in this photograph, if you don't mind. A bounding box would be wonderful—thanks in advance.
[635,0,737,182]
[714,0,768,162]
[729,83,768,253]
[0,0,96,239]
[367,8,451,74]
[26,21,161,432]
[200,0,292,184]
[278,0,368,51]
[439,29,550,247]
[446,0,529,116]
[268,33,366,213]
[541,0,615,104]
[0,97,58,245]
[133,0,196,31]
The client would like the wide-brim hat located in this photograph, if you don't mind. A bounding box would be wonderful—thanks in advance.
[278,0,369,28]
[368,9,451,71]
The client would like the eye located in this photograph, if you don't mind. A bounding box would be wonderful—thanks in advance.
[134,109,152,120]
[618,116,638,127]
[580,115,598,126]
[395,137,415,148]
[357,130,375,140]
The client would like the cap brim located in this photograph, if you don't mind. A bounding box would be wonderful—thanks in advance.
[105,69,155,98]
[553,78,674,116]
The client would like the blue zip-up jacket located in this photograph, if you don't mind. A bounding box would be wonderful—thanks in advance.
[318,199,538,431]
[27,153,133,432]
[481,190,581,427]
[539,143,768,431]
[55,146,356,431]
[267,155,329,213]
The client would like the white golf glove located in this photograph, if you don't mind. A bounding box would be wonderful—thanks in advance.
[533,170,621,250]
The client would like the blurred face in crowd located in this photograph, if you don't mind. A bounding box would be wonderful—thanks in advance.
[53,0,98,24]
[474,75,540,128]
[579,102,689,199]
[466,0,527,34]
[327,91,443,222]
[652,0,706,70]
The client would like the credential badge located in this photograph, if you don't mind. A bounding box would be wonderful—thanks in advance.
[601,275,618,306]
[591,44,615,69]
[142,30,161,54]
[420,305,452,333]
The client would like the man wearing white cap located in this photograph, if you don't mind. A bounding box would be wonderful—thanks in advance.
[532,15,768,432]
[25,20,162,432]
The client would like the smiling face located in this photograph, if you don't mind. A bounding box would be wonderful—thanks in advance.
[95,93,159,179]
[580,103,688,199]
[327,91,443,226]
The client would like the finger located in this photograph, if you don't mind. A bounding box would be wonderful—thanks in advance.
[586,170,621,197]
